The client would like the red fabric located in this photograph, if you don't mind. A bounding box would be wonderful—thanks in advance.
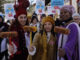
[77,0,79,3]
[16,51,21,55]
[15,9,27,18]
[14,0,30,18]
[9,23,25,49]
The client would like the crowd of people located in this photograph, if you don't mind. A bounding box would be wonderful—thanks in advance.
[0,0,80,60]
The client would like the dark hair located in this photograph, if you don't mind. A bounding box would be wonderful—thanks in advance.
[26,19,29,24]
[40,24,55,37]
[32,12,37,16]
[31,16,38,23]
[10,18,30,35]
[48,14,53,18]
[12,18,29,27]
[0,16,4,23]
[41,14,46,18]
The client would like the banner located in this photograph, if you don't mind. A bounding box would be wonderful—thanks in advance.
[51,0,64,7]
[51,0,64,15]
[47,6,60,15]
[4,3,15,20]
[51,0,64,10]
[35,0,45,14]
[47,6,56,15]
[64,0,70,3]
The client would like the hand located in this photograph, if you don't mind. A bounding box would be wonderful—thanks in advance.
[58,48,65,57]
[28,45,34,52]
[7,42,17,55]
[8,45,14,54]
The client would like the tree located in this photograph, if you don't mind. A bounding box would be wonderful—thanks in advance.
[0,0,6,12]
[0,0,14,13]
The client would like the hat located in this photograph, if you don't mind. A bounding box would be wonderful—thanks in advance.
[60,5,76,15]
[72,13,80,17]
[14,0,30,18]
[42,16,55,25]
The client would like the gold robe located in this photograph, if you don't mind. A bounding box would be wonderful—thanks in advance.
[27,33,57,60]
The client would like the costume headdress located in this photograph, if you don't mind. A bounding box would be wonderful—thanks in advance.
[42,16,55,25]
[60,5,76,15]
[14,0,30,18]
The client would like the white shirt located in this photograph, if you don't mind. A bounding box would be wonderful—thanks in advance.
[47,32,51,43]
[0,38,7,52]
[25,32,30,48]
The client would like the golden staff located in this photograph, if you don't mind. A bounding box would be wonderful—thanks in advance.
[54,26,70,35]
[54,26,70,60]
[30,32,32,45]
[23,26,37,45]
[54,12,58,20]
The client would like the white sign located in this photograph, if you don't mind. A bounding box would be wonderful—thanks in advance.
[51,0,64,7]
[51,0,64,10]
[35,0,45,14]
[4,3,15,20]
[47,6,56,15]
[47,6,60,15]
[64,0,70,3]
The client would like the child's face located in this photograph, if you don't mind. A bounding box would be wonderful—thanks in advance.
[33,18,37,24]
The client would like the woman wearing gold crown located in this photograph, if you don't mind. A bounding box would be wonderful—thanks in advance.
[27,16,57,60]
